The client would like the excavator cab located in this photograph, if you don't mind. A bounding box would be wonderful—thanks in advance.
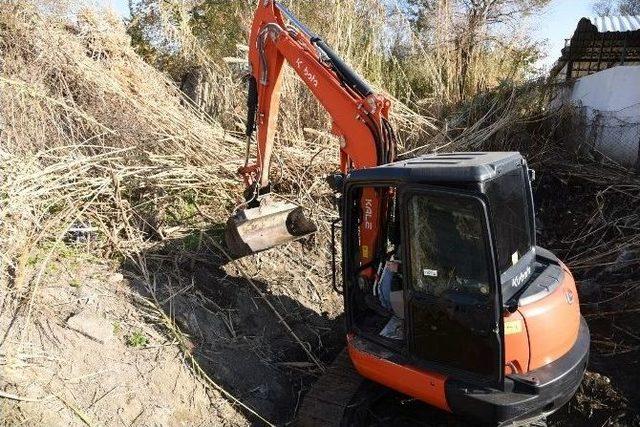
[340,152,589,425]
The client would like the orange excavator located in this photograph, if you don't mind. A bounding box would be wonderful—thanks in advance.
[225,2,589,425]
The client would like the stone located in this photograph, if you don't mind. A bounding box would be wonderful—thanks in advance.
[67,312,114,344]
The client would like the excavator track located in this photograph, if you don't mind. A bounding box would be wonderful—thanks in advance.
[296,350,550,427]
[296,349,366,427]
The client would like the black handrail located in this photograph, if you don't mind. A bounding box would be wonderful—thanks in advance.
[331,218,343,294]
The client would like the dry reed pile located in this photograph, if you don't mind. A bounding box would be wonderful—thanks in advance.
[0,2,245,290]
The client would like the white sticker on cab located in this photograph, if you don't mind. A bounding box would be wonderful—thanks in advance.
[423,269,438,277]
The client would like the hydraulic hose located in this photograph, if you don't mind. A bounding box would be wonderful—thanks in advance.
[311,39,374,98]
[246,76,258,138]
[275,1,373,98]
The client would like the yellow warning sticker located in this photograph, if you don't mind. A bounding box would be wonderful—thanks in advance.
[504,320,523,335]
[361,245,369,259]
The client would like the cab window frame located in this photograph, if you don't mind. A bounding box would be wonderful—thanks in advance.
[483,165,535,275]
[342,180,403,339]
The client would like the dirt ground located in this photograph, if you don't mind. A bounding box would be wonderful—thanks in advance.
[0,226,345,426]
[0,251,248,425]
[131,231,346,424]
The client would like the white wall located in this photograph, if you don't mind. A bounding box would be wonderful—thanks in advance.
[567,66,640,167]
[570,66,640,118]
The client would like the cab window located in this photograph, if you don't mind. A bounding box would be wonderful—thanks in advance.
[484,167,533,273]
[407,193,491,300]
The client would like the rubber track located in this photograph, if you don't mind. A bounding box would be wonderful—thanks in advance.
[295,350,549,426]
[295,349,364,427]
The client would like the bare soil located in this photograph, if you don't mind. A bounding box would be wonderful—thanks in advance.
[0,253,247,426]
[1,226,345,426]
[128,231,346,425]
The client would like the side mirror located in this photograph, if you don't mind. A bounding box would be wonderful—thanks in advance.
[528,168,536,182]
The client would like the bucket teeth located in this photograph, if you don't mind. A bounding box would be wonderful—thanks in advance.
[224,202,317,258]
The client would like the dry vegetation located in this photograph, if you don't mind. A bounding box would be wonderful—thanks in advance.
[0,0,639,425]
[0,1,382,423]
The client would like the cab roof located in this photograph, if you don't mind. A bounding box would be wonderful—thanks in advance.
[347,152,525,184]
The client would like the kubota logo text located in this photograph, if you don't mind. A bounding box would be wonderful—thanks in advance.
[512,266,531,288]
[296,58,318,88]
[363,198,373,230]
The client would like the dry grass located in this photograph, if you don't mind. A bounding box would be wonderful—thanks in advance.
[0,3,285,423]
[0,2,352,423]
[0,2,244,282]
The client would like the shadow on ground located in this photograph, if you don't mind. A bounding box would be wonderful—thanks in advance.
[119,226,346,425]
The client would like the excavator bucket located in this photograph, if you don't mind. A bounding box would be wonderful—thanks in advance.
[224,201,317,258]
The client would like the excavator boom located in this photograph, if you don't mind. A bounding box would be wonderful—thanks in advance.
[225,1,395,262]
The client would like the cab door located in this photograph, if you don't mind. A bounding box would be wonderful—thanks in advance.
[400,187,503,384]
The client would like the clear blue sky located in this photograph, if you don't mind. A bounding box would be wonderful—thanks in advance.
[532,0,594,69]
[104,0,593,69]
[106,0,129,18]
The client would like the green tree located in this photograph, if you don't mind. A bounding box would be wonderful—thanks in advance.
[126,0,252,78]
[185,1,252,59]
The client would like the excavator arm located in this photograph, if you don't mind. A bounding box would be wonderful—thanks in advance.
[227,1,397,270]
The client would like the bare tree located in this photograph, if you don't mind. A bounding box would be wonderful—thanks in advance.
[618,0,640,14]
[409,0,550,26]
[406,0,549,100]
[592,0,613,16]
[460,0,551,24]
[593,0,640,15]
